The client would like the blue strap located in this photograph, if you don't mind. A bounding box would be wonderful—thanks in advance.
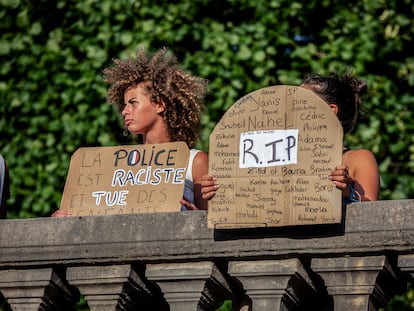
[343,184,360,205]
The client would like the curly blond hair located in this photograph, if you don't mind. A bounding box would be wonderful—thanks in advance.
[103,47,208,148]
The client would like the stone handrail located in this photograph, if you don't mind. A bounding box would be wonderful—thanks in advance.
[1,199,414,310]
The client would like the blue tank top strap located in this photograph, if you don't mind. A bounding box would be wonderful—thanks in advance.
[181,149,201,211]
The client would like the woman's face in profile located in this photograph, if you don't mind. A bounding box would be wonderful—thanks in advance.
[122,83,166,136]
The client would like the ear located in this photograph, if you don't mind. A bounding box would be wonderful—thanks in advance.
[155,100,166,114]
[329,104,339,116]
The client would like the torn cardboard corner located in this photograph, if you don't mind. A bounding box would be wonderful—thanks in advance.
[59,142,190,216]
[207,85,343,229]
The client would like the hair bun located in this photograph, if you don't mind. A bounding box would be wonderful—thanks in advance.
[341,73,367,107]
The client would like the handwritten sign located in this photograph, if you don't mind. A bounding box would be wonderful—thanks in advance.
[207,85,343,229]
[59,142,189,216]
[240,129,299,168]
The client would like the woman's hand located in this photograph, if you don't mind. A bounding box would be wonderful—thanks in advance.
[329,165,352,198]
[51,210,73,217]
[200,175,218,200]
[180,198,200,210]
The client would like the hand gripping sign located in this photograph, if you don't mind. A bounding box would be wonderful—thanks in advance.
[207,85,343,229]
[59,142,190,216]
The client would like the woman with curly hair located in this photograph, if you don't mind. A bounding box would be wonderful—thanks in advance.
[103,47,209,211]
[201,72,380,205]
[53,47,209,217]
[105,47,206,149]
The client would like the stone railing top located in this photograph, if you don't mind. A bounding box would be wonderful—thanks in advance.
[0,200,413,267]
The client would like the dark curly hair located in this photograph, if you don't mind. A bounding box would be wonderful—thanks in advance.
[103,47,208,148]
[301,72,367,134]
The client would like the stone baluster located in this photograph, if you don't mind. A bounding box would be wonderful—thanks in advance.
[0,268,78,311]
[146,261,235,311]
[228,259,318,311]
[399,254,414,278]
[312,255,400,311]
[398,253,414,298]
[66,264,164,311]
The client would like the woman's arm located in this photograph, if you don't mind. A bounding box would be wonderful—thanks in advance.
[330,149,380,202]
[346,149,380,201]
[181,151,209,210]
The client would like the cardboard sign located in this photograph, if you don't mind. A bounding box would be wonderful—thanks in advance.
[59,142,190,216]
[207,85,343,229]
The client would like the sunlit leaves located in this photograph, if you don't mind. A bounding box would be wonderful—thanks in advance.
[0,0,19,8]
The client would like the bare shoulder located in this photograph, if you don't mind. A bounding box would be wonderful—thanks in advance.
[344,149,377,162]
[194,150,208,164]
[192,151,209,182]
[343,148,379,177]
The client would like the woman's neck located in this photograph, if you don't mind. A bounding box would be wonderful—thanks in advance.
[142,131,171,145]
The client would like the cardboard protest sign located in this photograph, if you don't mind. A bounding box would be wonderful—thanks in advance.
[207,85,343,229]
[59,142,189,216]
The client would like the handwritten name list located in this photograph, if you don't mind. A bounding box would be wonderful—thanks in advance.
[207,85,343,228]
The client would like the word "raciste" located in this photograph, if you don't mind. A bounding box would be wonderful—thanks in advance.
[111,167,186,186]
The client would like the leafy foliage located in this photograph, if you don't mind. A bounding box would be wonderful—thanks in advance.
[1,3,414,310]
[381,283,414,310]
[1,0,413,217]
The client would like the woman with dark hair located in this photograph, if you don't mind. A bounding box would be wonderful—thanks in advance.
[300,73,380,203]
[202,73,380,204]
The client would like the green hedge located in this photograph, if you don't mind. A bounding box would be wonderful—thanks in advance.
[1,0,413,219]
[1,1,414,310]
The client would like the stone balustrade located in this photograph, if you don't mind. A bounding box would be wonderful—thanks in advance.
[1,199,414,310]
